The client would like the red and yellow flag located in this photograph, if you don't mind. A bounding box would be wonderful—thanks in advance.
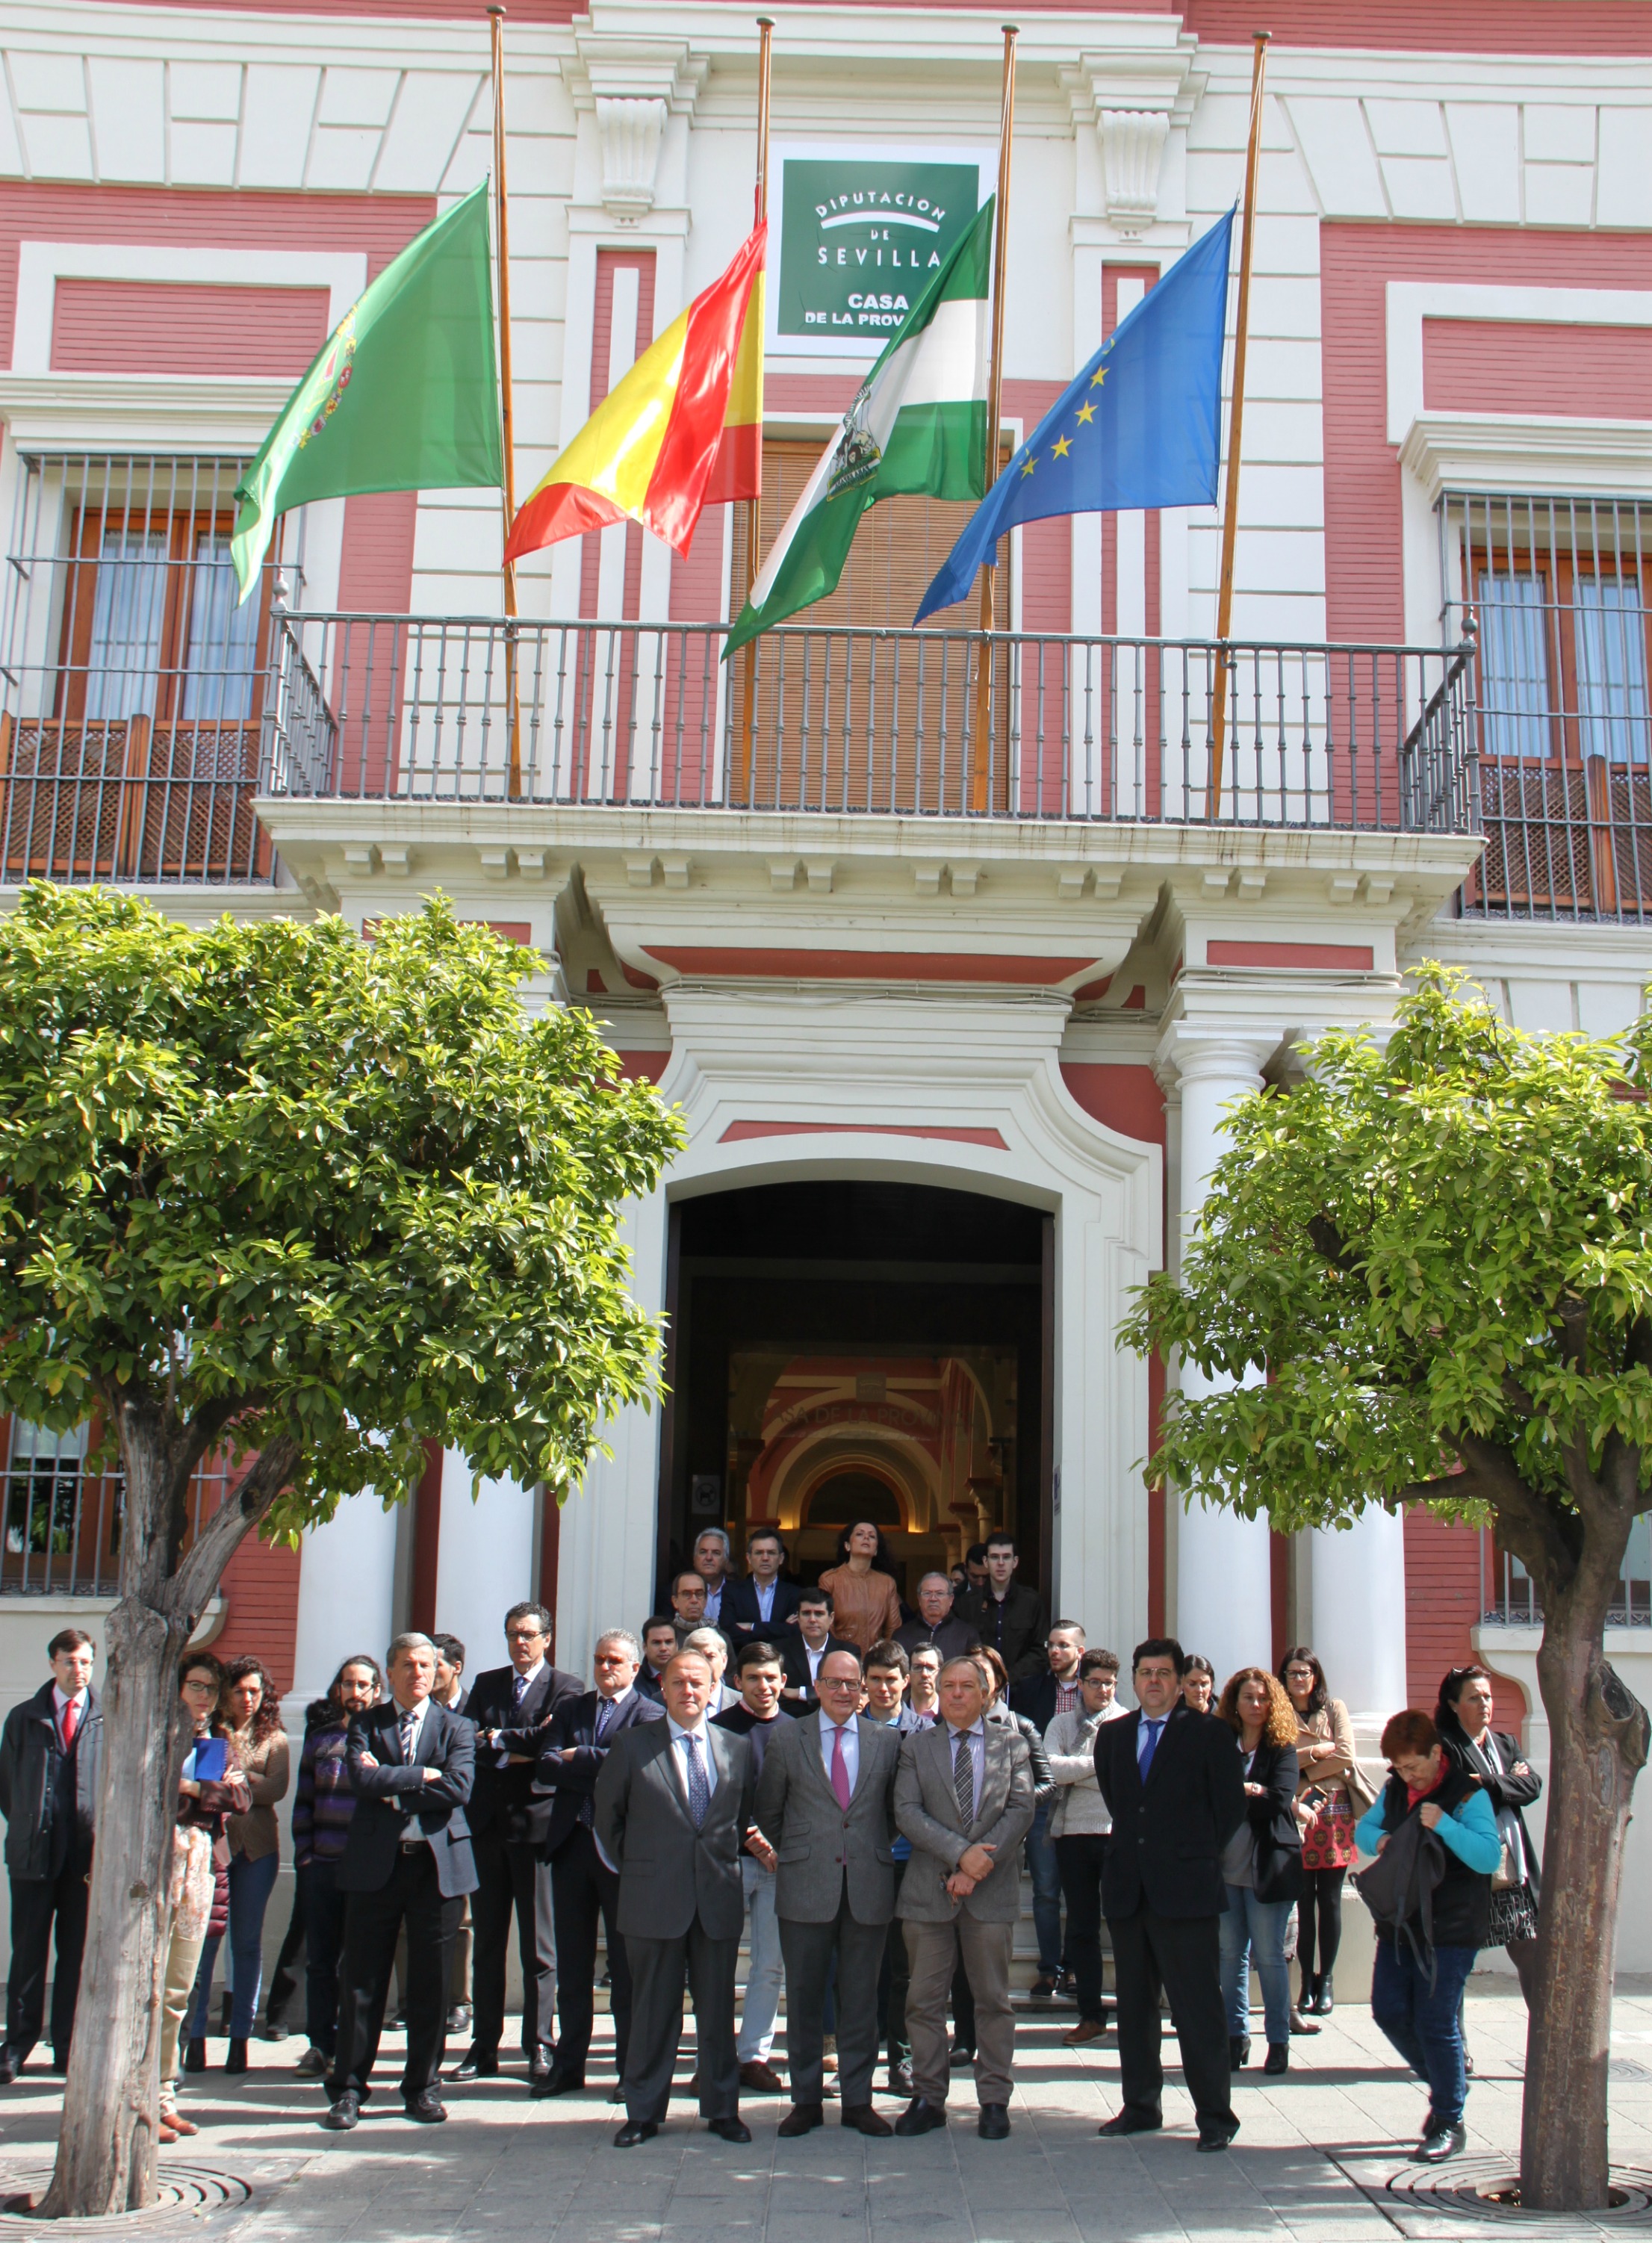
[506,224,764,563]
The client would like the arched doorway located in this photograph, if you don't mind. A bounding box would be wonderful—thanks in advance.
[655,1179,1051,1607]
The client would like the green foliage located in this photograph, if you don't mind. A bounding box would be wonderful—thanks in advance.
[1120,970,1652,1555]
[0,885,684,1537]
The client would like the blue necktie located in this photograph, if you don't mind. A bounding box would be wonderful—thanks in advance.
[1138,1718,1165,1778]
[685,1734,710,1830]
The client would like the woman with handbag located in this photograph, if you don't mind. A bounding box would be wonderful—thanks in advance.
[1279,1645,1375,2020]
[1214,1669,1304,2076]
[1435,1665,1541,2000]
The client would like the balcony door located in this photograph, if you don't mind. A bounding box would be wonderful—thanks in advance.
[725,438,1013,815]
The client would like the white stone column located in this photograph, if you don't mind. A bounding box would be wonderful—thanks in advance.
[433,1450,538,1672]
[1170,1036,1276,1687]
[1311,1510,1408,1725]
[289,1492,400,1703]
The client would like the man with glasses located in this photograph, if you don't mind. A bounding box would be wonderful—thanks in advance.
[451,1602,579,2085]
[754,1646,904,2138]
[894,1574,979,1664]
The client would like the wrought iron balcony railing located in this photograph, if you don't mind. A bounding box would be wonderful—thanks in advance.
[258,610,1476,834]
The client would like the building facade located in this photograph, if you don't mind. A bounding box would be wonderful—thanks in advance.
[1,0,1651,1954]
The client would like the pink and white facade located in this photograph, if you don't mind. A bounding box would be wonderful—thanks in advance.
[1,0,1651,1959]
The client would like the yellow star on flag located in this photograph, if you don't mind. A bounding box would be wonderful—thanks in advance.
[1020,456,1037,477]
[1090,367,1108,388]
[1075,403,1096,424]
[1052,435,1072,459]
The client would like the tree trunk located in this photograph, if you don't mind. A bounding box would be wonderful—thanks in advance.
[37,1588,193,2217]
[1521,1578,1650,2211]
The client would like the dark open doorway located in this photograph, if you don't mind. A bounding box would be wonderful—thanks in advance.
[654,1180,1053,1609]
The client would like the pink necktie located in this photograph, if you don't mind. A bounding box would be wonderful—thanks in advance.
[830,1721,851,1810]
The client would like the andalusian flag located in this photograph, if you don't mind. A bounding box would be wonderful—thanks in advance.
[232,184,502,601]
[506,225,766,562]
[724,198,993,657]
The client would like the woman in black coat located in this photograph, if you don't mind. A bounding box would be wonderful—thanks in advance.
[1436,1665,1541,2014]
[1215,1669,1304,2074]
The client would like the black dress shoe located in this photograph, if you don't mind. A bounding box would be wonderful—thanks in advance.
[447,2005,471,2036]
[532,2069,586,2099]
[448,2050,498,2082]
[614,2119,658,2147]
[777,2103,825,2137]
[406,2089,447,2123]
[1415,2122,1466,2164]
[609,2082,626,2103]
[0,2047,20,2086]
[894,2097,947,2137]
[1197,2121,1240,2153]
[320,2090,360,2132]
[1098,2109,1161,2136]
[707,2116,752,2144]
[978,2103,1010,2140]
[842,2104,894,2137]
[528,2049,553,2082]
[948,2044,975,2068]
[887,2059,914,2097]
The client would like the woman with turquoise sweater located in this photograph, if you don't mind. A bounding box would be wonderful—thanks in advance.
[1355,1708,1501,2168]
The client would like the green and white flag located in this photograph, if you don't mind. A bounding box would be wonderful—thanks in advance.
[724,197,993,655]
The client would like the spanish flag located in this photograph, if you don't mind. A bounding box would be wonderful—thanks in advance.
[506,224,764,564]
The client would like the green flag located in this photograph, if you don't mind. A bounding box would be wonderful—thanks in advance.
[232,183,503,600]
[724,197,993,657]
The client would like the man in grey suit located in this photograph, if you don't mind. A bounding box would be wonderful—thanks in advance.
[893,1656,1034,2140]
[754,1646,902,2138]
[594,1646,774,2147]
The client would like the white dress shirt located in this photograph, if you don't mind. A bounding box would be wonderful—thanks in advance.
[52,1685,88,1749]
[703,1579,724,1623]
[664,1714,715,1803]
[819,1711,860,1796]
[805,1641,827,1682]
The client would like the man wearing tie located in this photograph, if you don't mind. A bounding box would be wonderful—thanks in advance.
[754,1647,904,2138]
[892,1657,1034,2139]
[323,1634,476,2128]
[532,1629,664,2099]
[455,1601,580,2083]
[594,1648,774,2147]
[0,1629,102,2081]
[1091,1638,1246,2153]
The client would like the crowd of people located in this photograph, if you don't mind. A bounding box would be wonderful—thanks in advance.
[0,1523,1544,2166]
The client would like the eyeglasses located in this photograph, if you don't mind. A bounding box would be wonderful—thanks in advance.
[818,1676,861,1692]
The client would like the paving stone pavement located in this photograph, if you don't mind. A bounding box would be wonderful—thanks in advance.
[3,1985,1652,2242]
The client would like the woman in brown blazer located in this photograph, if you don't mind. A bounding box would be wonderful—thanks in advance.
[818,1520,904,1654]
[1279,1645,1373,2019]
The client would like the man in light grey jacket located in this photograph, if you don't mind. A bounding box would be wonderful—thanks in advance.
[893,1657,1034,2140]
[754,1648,903,2138]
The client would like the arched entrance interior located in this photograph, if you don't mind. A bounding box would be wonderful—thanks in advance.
[656,1180,1052,1607]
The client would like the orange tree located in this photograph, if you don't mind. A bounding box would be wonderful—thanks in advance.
[0,886,681,2217]
[1120,970,1651,2212]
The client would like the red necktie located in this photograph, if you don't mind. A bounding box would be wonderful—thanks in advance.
[60,1698,78,1750]
[830,1721,851,1810]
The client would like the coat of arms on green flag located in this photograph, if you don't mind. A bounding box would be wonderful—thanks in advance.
[232,182,503,601]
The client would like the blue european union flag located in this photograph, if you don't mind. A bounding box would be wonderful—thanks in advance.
[913,207,1235,625]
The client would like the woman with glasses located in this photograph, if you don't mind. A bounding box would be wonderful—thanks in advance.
[159,1654,249,2143]
[1278,1646,1373,2021]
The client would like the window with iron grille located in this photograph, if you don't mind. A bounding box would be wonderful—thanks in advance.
[0,1415,233,1598]
[1482,1516,1652,1628]
[0,455,299,886]
[1443,492,1652,921]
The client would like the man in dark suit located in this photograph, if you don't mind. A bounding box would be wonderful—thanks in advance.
[532,1628,664,2098]
[755,1647,903,2138]
[594,1645,774,2147]
[323,1633,477,2129]
[1092,1637,1247,2153]
[893,1573,980,1664]
[0,1628,101,2080]
[778,1589,855,1710]
[955,1533,1049,1683]
[454,1601,580,2082]
[635,1619,679,1704]
[724,1527,804,1640]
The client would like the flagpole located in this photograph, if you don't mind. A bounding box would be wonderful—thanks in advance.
[488,4,519,621]
[971,22,1017,812]
[1204,28,1269,822]
[736,15,774,805]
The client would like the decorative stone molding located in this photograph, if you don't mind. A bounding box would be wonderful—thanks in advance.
[1400,412,1652,505]
[1097,110,1170,238]
[595,95,668,220]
